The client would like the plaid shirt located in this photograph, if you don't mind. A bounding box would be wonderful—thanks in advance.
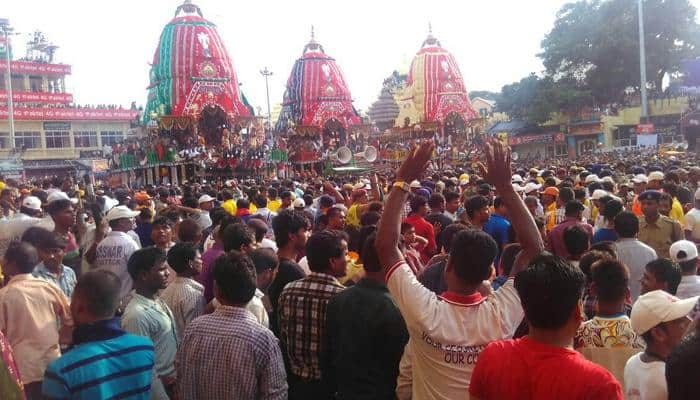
[176,306,287,400]
[278,272,345,380]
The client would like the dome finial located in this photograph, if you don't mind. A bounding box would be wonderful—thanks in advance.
[311,25,316,42]
[422,23,440,48]
[175,0,203,18]
[303,25,324,54]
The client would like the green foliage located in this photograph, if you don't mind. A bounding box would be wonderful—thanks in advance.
[469,90,500,102]
[496,74,594,123]
[540,0,700,103]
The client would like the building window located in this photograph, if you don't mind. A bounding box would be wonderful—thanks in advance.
[0,132,8,149]
[11,74,24,91]
[546,146,555,158]
[29,75,43,92]
[45,131,70,148]
[100,131,123,146]
[74,131,98,148]
[614,127,638,148]
[14,131,41,149]
[556,144,568,157]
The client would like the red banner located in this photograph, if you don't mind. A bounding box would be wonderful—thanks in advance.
[0,91,73,104]
[10,61,71,75]
[0,107,137,121]
[636,123,655,134]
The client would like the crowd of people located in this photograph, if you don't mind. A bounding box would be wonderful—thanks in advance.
[1,140,700,399]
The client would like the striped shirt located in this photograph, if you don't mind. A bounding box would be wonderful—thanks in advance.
[159,277,205,341]
[42,327,154,400]
[278,272,344,380]
[176,306,287,400]
[33,262,77,300]
[122,293,178,400]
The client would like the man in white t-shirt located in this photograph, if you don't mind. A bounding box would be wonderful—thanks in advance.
[684,188,700,244]
[94,206,141,303]
[624,290,698,400]
[376,141,544,399]
[0,196,44,260]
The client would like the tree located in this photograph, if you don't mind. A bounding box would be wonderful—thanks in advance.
[540,0,700,104]
[496,74,594,123]
[468,90,500,102]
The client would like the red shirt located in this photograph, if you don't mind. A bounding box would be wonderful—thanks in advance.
[469,337,623,400]
[403,215,437,263]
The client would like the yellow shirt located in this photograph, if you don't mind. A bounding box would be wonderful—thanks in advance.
[222,199,237,216]
[670,198,684,227]
[268,199,282,213]
[346,204,361,228]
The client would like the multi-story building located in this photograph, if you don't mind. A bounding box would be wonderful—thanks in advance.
[0,31,138,180]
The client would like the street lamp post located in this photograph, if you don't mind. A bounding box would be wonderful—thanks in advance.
[260,67,273,128]
[638,0,649,121]
[0,19,15,148]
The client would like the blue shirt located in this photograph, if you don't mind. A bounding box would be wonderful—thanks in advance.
[592,228,618,244]
[484,213,512,266]
[32,262,77,299]
[42,320,154,400]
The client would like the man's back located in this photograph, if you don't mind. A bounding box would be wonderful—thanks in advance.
[176,306,287,400]
[43,332,154,399]
[469,337,623,400]
[322,279,408,399]
[95,231,140,301]
[615,239,657,300]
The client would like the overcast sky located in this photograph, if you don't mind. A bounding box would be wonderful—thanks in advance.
[6,0,700,113]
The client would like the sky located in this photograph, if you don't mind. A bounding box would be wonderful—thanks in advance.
[6,0,700,114]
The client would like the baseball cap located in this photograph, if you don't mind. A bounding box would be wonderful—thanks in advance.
[410,180,422,189]
[198,194,215,204]
[21,196,42,211]
[632,174,649,184]
[105,205,140,222]
[630,290,698,335]
[47,191,78,205]
[591,189,609,200]
[524,182,542,194]
[584,174,600,184]
[292,198,306,209]
[648,171,665,181]
[670,240,699,263]
[542,187,559,197]
[638,190,662,202]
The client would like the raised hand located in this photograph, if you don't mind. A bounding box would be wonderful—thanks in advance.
[396,142,435,183]
[479,139,512,191]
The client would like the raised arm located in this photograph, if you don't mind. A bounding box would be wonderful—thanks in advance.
[480,140,544,275]
[376,142,435,272]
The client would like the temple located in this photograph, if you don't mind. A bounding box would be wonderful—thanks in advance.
[143,0,254,147]
[275,28,361,148]
[395,26,478,137]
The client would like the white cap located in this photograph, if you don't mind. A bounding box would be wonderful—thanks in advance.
[632,174,649,184]
[105,205,140,222]
[21,196,42,211]
[648,171,664,181]
[512,183,525,192]
[601,176,615,184]
[584,174,600,184]
[670,240,699,263]
[512,174,524,183]
[523,182,542,194]
[47,191,78,205]
[198,194,215,204]
[353,182,366,191]
[592,189,609,200]
[293,198,306,208]
[695,188,700,200]
[410,180,421,189]
[630,290,698,335]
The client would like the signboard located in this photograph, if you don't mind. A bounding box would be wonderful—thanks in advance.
[636,123,655,134]
[508,132,564,146]
[0,107,137,121]
[654,124,679,136]
[43,121,71,130]
[570,125,602,136]
[10,61,71,75]
[91,159,109,173]
[0,91,73,104]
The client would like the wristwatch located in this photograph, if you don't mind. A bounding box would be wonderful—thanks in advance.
[392,181,410,192]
